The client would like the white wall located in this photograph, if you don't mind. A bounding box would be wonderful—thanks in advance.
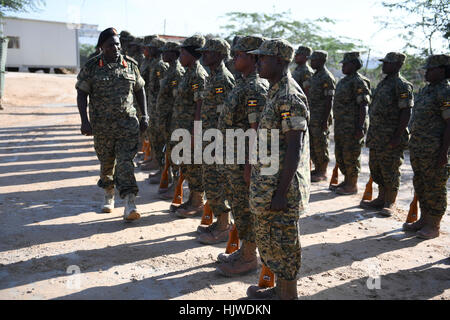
[4,18,78,69]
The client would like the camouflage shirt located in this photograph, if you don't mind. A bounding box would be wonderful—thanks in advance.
[333,72,371,136]
[253,74,311,213]
[307,66,336,126]
[410,79,450,155]
[75,54,145,127]
[139,57,152,93]
[366,73,414,150]
[200,61,236,130]
[292,63,314,93]
[172,60,208,131]
[156,60,185,121]
[146,56,169,112]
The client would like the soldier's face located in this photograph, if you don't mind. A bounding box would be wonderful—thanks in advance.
[163,51,177,63]
[102,36,121,62]
[295,54,307,65]
[310,58,323,70]
[257,55,278,79]
[144,47,150,58]
[342,62,354,75]
[425,66,445,83]
[382,61,400,74]
[179,48,195,67]
[202,51,221,67]
[234,51,253,73]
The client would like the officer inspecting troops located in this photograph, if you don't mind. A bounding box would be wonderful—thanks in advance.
[76,27,149,222]
[216,35,268,277]
[307,50,336,183]
[331,52,371,195]
[361,52,414,217]
[246,39,311,300]
[292,46,314,96]
[403,54,449,239]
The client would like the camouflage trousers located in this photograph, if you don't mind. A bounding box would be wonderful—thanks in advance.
[410,150,449,217]
[335,134,364,178]
[202,164,230,218]
[309,125,330,168]
[147,116,166,168]
[185,163,204,193]
[223,165,255,242]
[93,118,140,199]
[369,147,404,192]
[250,173,302,281]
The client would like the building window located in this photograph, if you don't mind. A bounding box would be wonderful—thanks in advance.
[7,37,20,49]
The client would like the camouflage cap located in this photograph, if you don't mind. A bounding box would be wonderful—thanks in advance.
[295,46,313,57]
[197,38,231,56]
[120,30,132,40]
[143,35,156,46]
[147,37,166,48]
[340,52,362,64]
[423,54,450,69]
[379,52,406,64]
[309,50,328,61]
[130,37,144,46]
[180,35,206,48]
[233,36,265,53]
[161,41,181,52]
[248,38,295,62]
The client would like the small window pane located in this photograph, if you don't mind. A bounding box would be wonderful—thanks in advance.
[7,37,20,49]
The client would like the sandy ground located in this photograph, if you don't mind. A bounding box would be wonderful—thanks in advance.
[0,72,449,300]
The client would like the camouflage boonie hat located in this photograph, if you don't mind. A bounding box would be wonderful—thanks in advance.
[181,35,206,48]
[379,52,406,64]
[197,38,231,56]
[130,37,144,46]
[295,46,313,57]
[423,54,450,69]
[309,50,328,61]
[161,41,181,52]
[248,38,295,62]
[143,35,156,46]
[147,37,166,48]
[340,52,362,64]
[233,36,265,53]
[120,30,132,41]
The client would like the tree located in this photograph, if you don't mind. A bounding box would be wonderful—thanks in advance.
[0,0,45,16]
[378,0,449,56]
[220,11,365,69]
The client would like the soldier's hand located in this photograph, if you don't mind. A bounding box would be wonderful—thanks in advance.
[437,150,448,168]
[139,116,149,133]
[354,128,364,140]
[388,136,401,149]
[81,121,93,136]
[270,191,288,212]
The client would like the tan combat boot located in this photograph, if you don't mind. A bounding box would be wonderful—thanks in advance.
[176,192,204,218]
[277,279,299,300]
[379,188,398,217]
[336,176,358,195]
[360,186,385,210]
[311,163,328,183]
[416,214,443,240]
[102,188,115,213]
[198,214,232,245]
[123,194,141,222]
[403,211,427,232]
[247,277,281,300]
[216,242,258,277]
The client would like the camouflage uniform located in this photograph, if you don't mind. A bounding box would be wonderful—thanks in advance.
[334,52,371,179]
[76,54,145,198]
[197,39,236,217]
[307,51,336,170]
[156,42,185,168]
[217,36,268,242]
[292,46,314,94]
[171,35,208,193]
[410,55,450,217]
[249,39,311,281]
[145,38,170,168]
[366,53,414,193]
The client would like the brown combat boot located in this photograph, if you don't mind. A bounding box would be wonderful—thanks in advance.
[170,194,192,213]
[311,164,328,183]
[197,221,218,234]
[360,186,385,210]
[379,188,398,217]
[403,211,427,232]
[416,214,443,240]
[176,192,204,218]
[246,284,278,300]
[216,242,258,277]
[336,176,358,195]
[198,218,232,245]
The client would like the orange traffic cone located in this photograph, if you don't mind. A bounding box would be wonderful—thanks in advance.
[406,194,419,223]
[200,201,214,226]
[144,140,152,162]
[362,176,373,201]
[141,139,148,154]
[225,224,239,254]
[329,164,339,188]
[258,265,275,288]
[159,152,170,190]
[172,171,185,205]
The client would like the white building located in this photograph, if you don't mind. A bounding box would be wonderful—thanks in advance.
[2,17,98,73]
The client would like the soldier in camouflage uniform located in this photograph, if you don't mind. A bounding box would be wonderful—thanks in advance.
[292,46,314,95]
[307,50,336,182]
[183,38,236,246]
[246,39,311,300]
[129,37,145,69]
[403,54,450,239]
[171,35,208,216]
[145,37,170,183]
[155,41,186,198]
[214,36,268,277]
[331,52,371,195]
[361,52,414,217]
[76,28,148,222]
[119,31,133,55]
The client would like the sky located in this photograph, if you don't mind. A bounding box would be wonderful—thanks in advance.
[7,0,442,58]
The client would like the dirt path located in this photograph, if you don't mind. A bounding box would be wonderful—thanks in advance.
[0,73,449,300]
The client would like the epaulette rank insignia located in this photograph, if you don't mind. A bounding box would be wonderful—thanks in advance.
[215,88,224,94]
[122,60,128,68]
[99,59,104,68]
[281,112,292,120]
[248,100,258,107]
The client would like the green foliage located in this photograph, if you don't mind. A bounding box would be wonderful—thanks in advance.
[80,43,96,67]
[220,11,365,69]
[0,0,45,16]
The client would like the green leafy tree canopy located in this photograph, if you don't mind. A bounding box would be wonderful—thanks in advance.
[0,0,45,17]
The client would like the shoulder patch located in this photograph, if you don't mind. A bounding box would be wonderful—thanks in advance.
[443,101,450,108]
[248,99,258,107]
[192,84,199,90]
[281,112,292,120]
[215,87,224,94]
